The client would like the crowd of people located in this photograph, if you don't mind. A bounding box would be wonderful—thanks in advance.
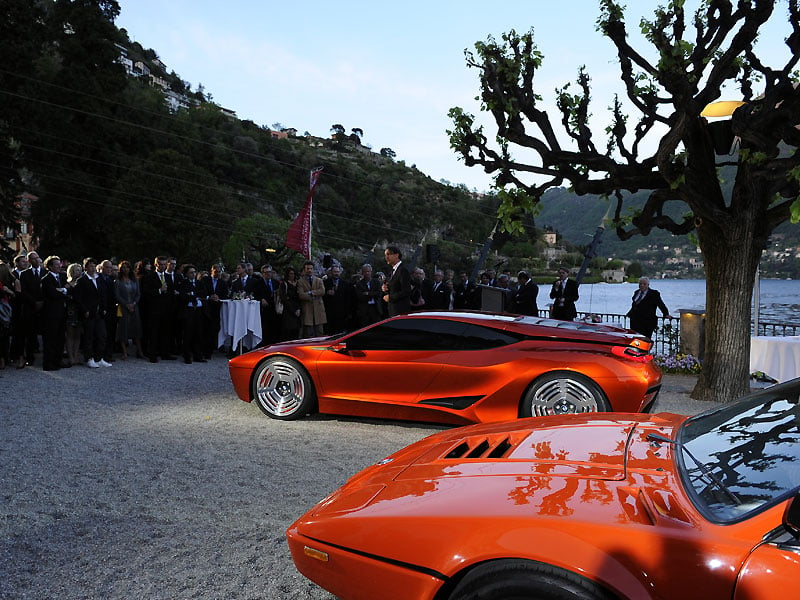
[0,245,669,371]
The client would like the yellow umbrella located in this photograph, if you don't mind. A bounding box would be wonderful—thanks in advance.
[701,100,746,117]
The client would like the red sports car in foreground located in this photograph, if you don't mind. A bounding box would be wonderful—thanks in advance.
[287,379,800,600]
[228,312,661,425]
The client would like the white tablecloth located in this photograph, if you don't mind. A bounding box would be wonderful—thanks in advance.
[750,336,800,383]
[218,300,262,351]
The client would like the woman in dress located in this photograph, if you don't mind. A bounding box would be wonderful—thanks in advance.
[0,262,18,369]
[64,262,83,366]
[278,266,301,341]
[115,260,144,359]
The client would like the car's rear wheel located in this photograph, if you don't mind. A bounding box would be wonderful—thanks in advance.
[251,357,316,420]
[448,559,614,600]
[521,372,609,417]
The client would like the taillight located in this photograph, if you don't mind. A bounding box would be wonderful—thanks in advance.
[612,345,654,362]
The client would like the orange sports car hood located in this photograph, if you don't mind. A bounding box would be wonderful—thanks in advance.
[303,413,685,520]
[293,413,691,573]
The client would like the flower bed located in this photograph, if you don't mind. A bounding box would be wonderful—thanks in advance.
[654,353,702,374]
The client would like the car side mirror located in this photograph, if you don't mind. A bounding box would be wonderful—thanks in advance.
[329,342,349,354]
[784,493,800,538]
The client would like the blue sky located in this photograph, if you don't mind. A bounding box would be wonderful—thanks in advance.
[114,1,794,192]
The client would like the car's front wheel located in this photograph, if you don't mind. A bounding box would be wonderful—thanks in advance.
[449,559,614,600]
[521,371,609,417]
[251,357,316,420]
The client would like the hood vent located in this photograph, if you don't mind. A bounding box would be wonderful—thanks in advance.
[444,437,514,460]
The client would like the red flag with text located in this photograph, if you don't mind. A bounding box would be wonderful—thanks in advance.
[285,167,324,259]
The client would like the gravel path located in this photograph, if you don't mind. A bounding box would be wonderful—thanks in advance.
[0,357,713,599]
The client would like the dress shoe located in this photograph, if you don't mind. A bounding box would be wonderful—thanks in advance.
[183,357,193,364]
[60,362,72,369]
[149,357,159,363]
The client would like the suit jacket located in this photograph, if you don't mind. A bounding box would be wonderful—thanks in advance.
[512,280,539,316]
[429,279,450,310]
[453,279,478,310]
[74,273,110,319]
[140,270,174,314]
[19,267,44,311]
[549,278,579,320]
[199,276,230,303]
[386,263,411,317]
[297,275,327,326]
[231,275,257,296]
[41,271,68,320]
[176,277,203,311]
[627,288,669,336]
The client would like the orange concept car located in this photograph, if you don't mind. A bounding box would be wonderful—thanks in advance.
[287,379,800,600]
[227,311,662,425]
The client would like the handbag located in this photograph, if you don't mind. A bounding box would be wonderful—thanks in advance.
[116,304,123,318]
[275,291,284,315]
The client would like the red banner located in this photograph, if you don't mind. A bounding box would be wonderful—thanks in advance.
[285,167,323,259]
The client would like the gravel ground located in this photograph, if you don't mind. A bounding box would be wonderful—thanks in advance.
[1,356,718,600]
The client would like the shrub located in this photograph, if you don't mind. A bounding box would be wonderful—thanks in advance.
[654,353,702,374]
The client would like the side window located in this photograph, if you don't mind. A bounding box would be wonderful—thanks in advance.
[458,323,524,350]
[347,319,466,351]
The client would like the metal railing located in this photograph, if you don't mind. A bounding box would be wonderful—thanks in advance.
[535,310,800,357]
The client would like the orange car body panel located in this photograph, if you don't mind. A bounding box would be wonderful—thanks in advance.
[228,312,662,425]
[287,413,798,600]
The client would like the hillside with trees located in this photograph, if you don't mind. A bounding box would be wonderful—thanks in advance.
[1,0,510,275]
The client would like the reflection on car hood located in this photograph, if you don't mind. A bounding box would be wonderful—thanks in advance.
[308,413,685,517]
[295,413,692,570]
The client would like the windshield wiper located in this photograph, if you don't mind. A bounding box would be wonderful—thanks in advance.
[647,433,742,506]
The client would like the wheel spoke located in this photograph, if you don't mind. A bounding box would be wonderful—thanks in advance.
[256,361,306,417]
[529,377,599,416]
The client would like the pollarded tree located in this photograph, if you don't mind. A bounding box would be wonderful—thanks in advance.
[448,0,800,402]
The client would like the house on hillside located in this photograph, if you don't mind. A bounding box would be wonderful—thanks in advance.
[4,193,38,255]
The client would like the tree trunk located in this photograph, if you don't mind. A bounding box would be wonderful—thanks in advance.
[690,189,766,402]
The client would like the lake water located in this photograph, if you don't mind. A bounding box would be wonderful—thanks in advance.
[566,279,800,325]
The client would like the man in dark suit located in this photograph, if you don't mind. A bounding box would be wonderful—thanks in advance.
[40,256,69,371]
[428,270,450,310]
[74,257,112,368]
[453,271,478,310]
[354,264,383,327]
[17,251,43,367]
[382,246,411,317]
[254,264,281,344]
[140,256,176,362]
[323,264,355,333]
[627,277,670,339]
[175,264,207,364]
[550,267,579,320]
[410,267,434,311]
[199,263,229,357]
[230,262,257,297]
[512,271,539,316]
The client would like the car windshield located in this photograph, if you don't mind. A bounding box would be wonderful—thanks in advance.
[677,382,800,523]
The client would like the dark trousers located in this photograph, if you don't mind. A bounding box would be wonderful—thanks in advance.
[146,308,172,359]
[42,316,66,369]
[103,312,116,360]
[82,315,107,362]
[205,303,222,356]
[10,309,38,362]
[180,307,204,360]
